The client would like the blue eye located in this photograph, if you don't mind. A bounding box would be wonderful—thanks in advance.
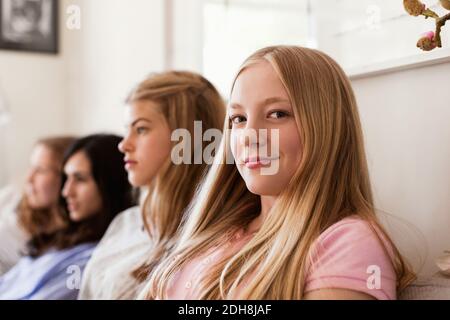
[269,111,289,119]
[136,127,148,134]
[230,115,246,125]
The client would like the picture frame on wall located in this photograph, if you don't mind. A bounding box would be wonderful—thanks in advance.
[0,0,58,54]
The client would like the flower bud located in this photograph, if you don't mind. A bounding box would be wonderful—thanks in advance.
[440,0,450,10]
[404,0,426,16]
[417,31,437,51]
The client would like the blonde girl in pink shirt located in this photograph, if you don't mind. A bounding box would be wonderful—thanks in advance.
[141,46,416,300]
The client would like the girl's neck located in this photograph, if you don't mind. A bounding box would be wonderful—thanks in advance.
[50,206,67,231]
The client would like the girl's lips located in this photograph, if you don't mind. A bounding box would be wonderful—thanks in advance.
[124,160,137,170]
[244,157,278,169]
[245,161,265,169]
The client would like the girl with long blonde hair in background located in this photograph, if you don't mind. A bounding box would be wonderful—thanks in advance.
[79,71,226,299]
[142,46,416,300]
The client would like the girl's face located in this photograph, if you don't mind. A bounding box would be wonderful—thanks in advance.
[62,151,103,222]
[229,60,302,196]
[118,100,172,187]
[25,144,62,210]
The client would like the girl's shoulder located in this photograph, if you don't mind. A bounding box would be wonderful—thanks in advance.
[313,215,395,264]
[101,206,143,240]
[317,215,376,244]
[86,206,149,260]
[306,215,397,300]
[42,242,97,266]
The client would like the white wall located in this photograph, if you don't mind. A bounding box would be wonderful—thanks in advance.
[171,0,203,71]
[0,126,8,186]
[351,61,450,276]
[66,0,166,135]
[0,0,167,187]
[0,1,72,187]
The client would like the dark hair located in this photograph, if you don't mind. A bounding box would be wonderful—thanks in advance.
[28,134,136,257]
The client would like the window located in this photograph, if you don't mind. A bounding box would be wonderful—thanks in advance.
[314,0,450,74]
[203,0,313,96]
[200,0,450,93]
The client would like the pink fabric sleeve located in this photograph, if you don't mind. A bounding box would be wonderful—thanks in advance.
[304,217,397,300]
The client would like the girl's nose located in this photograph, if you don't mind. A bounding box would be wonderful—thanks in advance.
[26,169,36,183]
[239,128,269,149]
[118,134,133,153]
[62,179,74,198]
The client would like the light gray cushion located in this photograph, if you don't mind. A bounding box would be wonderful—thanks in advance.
[400,273,450,300]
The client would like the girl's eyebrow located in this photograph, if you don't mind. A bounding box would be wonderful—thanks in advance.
[65,171,89,178]
[229,103,242,110]
[130,118,152,127]
[229,97,290,110]
[259,97,290,107]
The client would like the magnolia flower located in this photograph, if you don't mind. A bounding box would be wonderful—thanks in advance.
[417,31,437,51]
[403,0,426,16]
[440,0,450,10]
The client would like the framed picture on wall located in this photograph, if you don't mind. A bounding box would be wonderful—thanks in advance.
[0,0,58,54]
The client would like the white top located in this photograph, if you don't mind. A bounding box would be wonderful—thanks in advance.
[78,206,153,300]
[0,185,28,276]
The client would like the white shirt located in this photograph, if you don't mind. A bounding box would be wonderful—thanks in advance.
[0,185,28,276]
[78,206,153,300]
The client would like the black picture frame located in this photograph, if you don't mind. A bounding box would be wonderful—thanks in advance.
[0,0,58,54]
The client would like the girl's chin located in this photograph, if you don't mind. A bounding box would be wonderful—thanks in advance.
[69,211,78,220]
[128,171,154,188]
[27,199,46,209]
[128,176,146,188]
[244,179,281,197]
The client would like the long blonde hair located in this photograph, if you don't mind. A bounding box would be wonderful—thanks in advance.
[145,46,415,299]
[128,71,226,281]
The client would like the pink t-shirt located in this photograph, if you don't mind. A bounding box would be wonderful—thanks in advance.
[304,217,397,300]
[165,216,397,300]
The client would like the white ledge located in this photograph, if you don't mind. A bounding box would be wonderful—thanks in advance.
[347,47,450,80]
